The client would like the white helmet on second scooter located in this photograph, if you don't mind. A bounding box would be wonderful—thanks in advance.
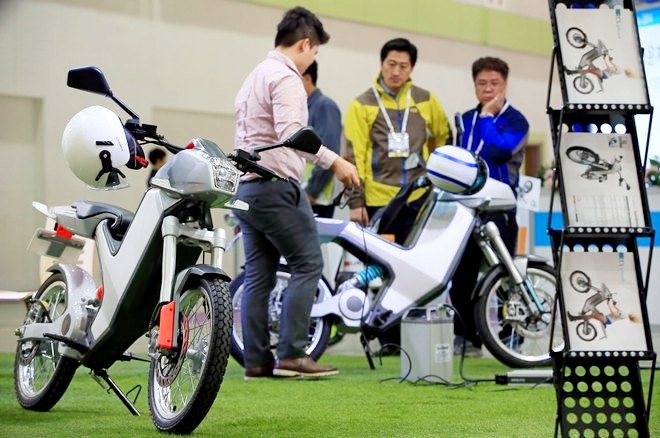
[62,105,146,189]
[426,146,488,195]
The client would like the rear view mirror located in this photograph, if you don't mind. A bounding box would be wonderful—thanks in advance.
[66,66,140,121]
[283,127,322,154]
[67,66,112,96]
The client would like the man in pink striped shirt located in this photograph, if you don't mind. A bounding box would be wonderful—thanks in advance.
[233,6,359,380]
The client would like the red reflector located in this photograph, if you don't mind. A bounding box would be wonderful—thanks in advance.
[96,285,103,301]
[55,224,73,239]
[185,141,195,149]
[157,302,176,350]
[135,156,149,167]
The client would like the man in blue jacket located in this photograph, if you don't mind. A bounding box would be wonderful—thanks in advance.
[301,60,342,218]
[450,56,529,357]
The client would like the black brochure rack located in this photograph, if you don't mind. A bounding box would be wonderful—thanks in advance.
[546,1,656,436]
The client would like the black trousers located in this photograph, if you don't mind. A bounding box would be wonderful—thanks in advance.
[449,211,518,347]
[235,179,324,368]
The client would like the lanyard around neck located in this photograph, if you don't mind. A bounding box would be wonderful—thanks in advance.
[467,101,510,154]
[372,85,411,134]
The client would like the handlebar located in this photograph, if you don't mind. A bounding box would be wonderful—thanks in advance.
[226,127,322,181]
[67,66,318,182]
[124,120,183,154]
[227,149,284,181]
[125,120,284,181]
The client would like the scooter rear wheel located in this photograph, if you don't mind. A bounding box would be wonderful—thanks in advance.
[148,277,231,434]
[569,270,591,293]
[14,273,79,411]
[475,262,563,368]
[229,267,332,367]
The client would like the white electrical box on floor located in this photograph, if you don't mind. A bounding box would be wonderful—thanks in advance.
[400,306,454,383]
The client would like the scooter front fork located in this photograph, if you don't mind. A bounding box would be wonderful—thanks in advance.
[153,216,227,352]
[483,222,543,316]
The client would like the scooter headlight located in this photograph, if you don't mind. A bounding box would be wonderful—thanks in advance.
[210,157,239,193]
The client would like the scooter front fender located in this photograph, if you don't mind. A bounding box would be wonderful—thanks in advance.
[151,265,231,351]
[172,264,231,298]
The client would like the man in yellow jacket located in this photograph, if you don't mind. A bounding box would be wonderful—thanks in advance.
[344,37,452,227]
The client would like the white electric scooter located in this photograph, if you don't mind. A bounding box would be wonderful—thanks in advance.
[230,148,563,368]
[13,66,321,433]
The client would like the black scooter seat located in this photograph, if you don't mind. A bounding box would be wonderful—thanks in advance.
[72,201,134,239]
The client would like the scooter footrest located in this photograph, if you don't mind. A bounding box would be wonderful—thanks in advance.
[44,333,89,353]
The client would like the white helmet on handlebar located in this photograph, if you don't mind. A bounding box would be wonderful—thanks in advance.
[62,105,145,190]
[426,146,488,195]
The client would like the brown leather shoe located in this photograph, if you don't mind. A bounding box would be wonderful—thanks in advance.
[244,364,274,380]
[273,356,338,377]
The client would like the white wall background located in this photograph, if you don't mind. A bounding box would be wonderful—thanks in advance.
[0,0,559,291]
[0,0,657,325]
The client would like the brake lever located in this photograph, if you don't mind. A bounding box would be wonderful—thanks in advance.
[228,150,284,181]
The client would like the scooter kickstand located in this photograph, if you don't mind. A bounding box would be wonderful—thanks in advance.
[359,333,376,370]
[91,369,140,416]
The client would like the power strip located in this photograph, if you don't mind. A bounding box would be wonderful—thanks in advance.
[495,369,554,385]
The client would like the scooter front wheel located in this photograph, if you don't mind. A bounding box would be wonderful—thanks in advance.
[229,267,332,367]
[14,273,79,411]
[572,75,595,94]
[566,146,598,165]
[475,262,563,368]
[148,277,232,434]
[566,27,587,48]
[576,321,598,342]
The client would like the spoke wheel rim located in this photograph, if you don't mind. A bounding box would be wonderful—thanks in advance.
[16,281,67,397]
[152,288,210,419]
[484,268,564,363]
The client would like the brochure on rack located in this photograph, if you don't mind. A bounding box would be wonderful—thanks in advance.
[559,132,644,227]
[560,251,647,352]
[555,4,647,105]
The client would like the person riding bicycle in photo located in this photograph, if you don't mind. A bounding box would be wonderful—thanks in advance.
[564,53,639,88]
[565,53,618,79]
[567,298,641,339]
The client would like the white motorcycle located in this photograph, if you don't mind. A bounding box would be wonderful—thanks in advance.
[13,66,320,433]
[229,148,563,368]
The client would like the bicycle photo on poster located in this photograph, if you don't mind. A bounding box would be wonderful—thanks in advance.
[558,132,644,227]
[560,252,648,352]
[554,4,647,104]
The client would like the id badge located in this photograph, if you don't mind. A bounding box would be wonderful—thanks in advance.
[387,132,410,158]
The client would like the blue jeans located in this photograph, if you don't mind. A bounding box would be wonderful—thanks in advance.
[234,179,323,368]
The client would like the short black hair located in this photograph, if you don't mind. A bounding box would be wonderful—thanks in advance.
[303,60,318,85]
[274,6,330,48]
[472,57,509,81]
[380,38,417,67]
[148,147,166,165]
